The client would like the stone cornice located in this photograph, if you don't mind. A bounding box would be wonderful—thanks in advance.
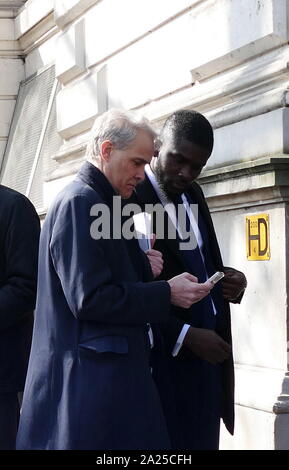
[198,156,289,209]
[47,157,84,182]
[0,1,26,8]
[0,2,26,18]
[141,45,289,128]
[46,132,89,181]
[53,140,87,165]
[17,12,58,53]
[0,40,22,57]
[200,156,289,185]
[54,0,100,30]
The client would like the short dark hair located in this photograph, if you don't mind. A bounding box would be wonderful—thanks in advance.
[160,109,214,153]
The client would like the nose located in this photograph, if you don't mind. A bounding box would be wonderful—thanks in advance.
[180,165,195,182]
[135,166,145,182]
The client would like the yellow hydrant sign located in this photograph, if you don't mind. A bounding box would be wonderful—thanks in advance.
[246,214,270,260]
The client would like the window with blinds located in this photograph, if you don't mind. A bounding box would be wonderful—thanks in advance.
[0,65,62,212]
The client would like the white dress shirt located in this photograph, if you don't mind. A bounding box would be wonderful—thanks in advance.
[145,165,217,356]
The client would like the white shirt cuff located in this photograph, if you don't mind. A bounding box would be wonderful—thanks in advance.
[172,324,190,357]
[148,324,154,348]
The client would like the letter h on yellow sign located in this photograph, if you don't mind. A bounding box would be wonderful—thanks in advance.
[246,214,270,260]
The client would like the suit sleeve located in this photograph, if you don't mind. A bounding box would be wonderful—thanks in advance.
[158,311,187,352]
[0,195,40,331]
[50,194,171,325]
[223,265,245,304]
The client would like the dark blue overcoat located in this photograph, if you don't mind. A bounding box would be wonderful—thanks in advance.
[16,162,171,450]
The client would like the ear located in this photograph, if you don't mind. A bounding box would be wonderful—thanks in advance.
[100,140,114,162]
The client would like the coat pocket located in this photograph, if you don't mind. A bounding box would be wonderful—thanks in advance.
[78,335,128,355]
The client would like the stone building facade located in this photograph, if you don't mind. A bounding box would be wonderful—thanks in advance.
[0,0,288,449]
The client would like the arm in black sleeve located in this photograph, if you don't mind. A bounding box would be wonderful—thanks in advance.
[0,195,40,331]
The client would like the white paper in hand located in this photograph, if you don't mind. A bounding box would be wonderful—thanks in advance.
[133,212,152,252]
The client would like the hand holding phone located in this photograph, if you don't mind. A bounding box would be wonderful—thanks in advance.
[207,271,224,285]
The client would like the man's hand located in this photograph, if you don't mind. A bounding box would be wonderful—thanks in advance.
[222,267,247,302]
[168,273,212,309]
[146,249,163,278]
[145,234,163,278]
[183,326,231,364]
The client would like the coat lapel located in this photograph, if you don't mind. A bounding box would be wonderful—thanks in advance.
[188,182,224,269]
[134,176,189,271]
[135,177,224,273]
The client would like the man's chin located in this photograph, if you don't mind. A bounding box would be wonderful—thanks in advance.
[166,185,185,195]
[171,181,190,193]
[121,189,134,199]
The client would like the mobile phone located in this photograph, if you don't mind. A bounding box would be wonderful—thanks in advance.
[207,271,224,285]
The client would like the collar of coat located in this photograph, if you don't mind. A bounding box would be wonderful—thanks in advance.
[77,161,117,205]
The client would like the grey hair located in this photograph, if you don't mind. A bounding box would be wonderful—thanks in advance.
[86,108,156,164]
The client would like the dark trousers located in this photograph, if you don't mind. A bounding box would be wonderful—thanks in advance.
[0,393,20,450]
[169,358,221,450]
[153,348,221,450]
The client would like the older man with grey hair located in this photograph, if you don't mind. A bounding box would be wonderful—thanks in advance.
[17,109,211,450]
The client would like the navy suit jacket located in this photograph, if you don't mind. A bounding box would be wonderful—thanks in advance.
[133,175,235,438]
[0,185,39,394]
[17,162,171,450]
